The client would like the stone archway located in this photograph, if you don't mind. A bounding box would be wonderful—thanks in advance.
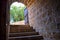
[6,0,35,25]
[6,0,35,40]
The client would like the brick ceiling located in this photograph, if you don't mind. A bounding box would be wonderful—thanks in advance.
[20,0,35,7]
[9,0,35,7]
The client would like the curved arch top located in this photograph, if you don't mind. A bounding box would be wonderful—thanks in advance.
[8,0,35,7]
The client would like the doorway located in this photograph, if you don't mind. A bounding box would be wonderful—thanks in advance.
[10,2,29,25]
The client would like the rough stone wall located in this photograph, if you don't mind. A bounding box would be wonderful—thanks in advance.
[28,0,60,40]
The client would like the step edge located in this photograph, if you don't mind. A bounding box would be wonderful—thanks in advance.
[9,35,43,39]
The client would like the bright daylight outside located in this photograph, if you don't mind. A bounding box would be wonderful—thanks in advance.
[10,2,26,25]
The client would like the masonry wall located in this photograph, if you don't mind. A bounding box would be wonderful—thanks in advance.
[28,0,60,40]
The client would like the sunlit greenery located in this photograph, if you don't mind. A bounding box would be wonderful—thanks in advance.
[10,2,26,23]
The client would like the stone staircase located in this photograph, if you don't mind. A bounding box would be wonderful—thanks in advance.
[8,25,43,40]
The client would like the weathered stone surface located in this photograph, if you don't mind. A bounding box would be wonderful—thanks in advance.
[28,0,60,40]
[6,0,60,40]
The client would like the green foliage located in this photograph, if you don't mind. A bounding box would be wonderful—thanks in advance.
[10,3,26,23]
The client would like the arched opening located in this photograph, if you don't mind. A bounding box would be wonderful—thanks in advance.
[10,2,29,25]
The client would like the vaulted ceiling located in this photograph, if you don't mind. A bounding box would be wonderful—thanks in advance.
[9,0,35,7]
[23,0,35,7]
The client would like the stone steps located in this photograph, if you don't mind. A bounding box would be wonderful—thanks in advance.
[9,32,39,37]
[9,25,43,40]
[10,25,35,33]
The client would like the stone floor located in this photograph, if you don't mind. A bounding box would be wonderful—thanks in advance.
[10,20,25,25]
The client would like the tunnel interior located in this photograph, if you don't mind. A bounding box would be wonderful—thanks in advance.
[6,0,60,40]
